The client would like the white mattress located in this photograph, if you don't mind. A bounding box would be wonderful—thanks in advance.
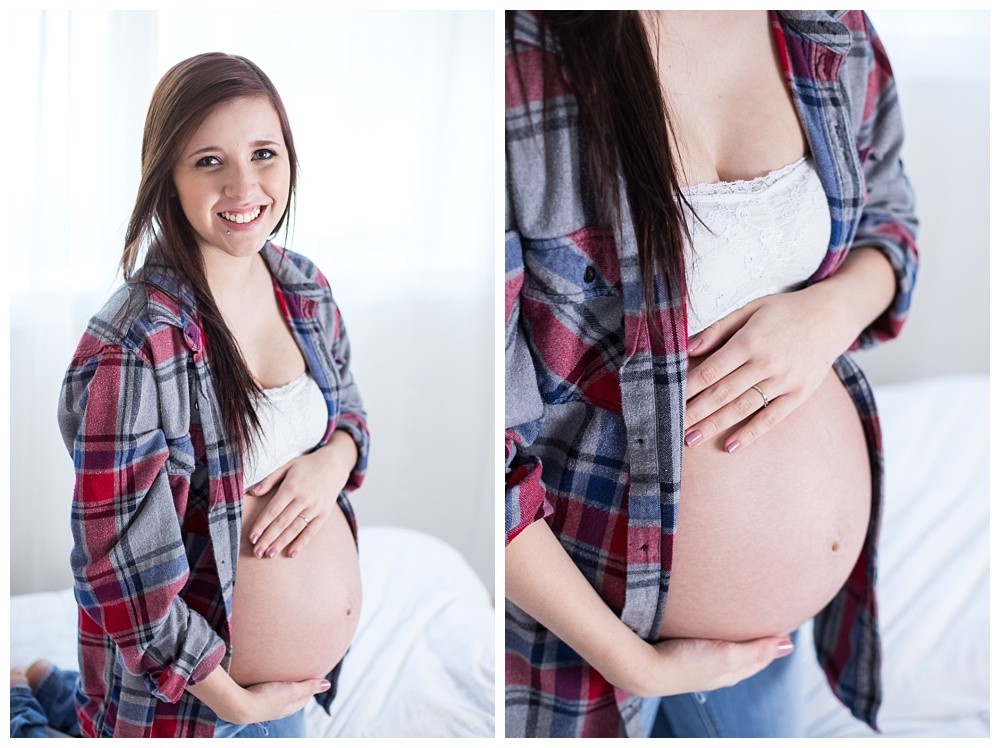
[9,526,495,738]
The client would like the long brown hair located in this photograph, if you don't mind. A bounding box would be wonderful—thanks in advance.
[509,11,690,336]
[122,52,298,453]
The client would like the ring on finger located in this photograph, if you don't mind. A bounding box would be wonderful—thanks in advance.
[750,384,770,408]
[297,514,311,525]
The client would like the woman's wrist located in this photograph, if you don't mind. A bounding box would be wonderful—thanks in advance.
[314,429,359,491]
[806,245,896,354]
[597,631,660,696]
[186,664,250,723]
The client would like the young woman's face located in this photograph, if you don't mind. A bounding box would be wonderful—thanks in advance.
[171,95,291,263]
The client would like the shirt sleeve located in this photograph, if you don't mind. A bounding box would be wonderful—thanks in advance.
[848,11,920,350]
[318,278,370,494]
[505,229,552,545]
[57,340,226,704]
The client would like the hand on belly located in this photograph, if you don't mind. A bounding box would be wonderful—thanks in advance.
[660,368,872,642]
[228,488,362,686]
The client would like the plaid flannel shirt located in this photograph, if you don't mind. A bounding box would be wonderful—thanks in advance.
[57,242,369,737]
[505,10,919,737]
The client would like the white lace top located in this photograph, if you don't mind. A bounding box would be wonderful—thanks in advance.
[682,156,830,336]
[242,371,328,489]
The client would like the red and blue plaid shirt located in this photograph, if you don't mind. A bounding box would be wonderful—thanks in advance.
[505,10,918,737]
[57,242,369,737]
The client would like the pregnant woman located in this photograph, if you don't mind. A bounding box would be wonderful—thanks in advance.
[505,10,918,738]
[14,53,369,738]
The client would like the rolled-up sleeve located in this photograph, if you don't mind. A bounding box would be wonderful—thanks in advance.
[849,12,920,349]
[505,229,551,545]
[58,340,226,704]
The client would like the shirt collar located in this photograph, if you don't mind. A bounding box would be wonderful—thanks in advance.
[776,11,852,56]
[142,241,324,329]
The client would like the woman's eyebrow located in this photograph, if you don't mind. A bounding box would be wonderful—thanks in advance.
[184,139,282,159]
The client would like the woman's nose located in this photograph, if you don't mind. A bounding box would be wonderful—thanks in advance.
[224,163,255,200]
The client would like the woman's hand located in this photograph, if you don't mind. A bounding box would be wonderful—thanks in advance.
[187,665,330,725]
[683,247,896,454]
[615,634,794,698]
[246,430,358,559]
[228,678,331,724]
[683,286,851,454]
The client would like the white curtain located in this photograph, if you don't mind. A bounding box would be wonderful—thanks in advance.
[9,10,495,596]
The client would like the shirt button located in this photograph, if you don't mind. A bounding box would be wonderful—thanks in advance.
[584,266,596,283]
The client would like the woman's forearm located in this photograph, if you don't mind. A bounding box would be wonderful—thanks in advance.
[506,519,654,692]
[186,665,249,723]
[806,245,897,353]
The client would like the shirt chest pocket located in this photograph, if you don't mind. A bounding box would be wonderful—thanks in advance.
[518,226,625,411]
[521,226,620,303]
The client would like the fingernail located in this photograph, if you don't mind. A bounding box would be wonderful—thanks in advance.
[255,547,264,558]
[248,482,261,494]
[688,336,702,353]
[776,638,794,658]
[289,548,298,558]
[249,533,259,544]
[319,680,331,691]
[725,439,742,454]
[684,430,703,447]
[266,548,276,559]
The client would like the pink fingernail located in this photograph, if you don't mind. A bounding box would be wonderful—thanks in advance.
[248,482,261,494]
[688,336,702,353]
[319,680,331,691]
[684,430,703,447]
[266,548,276,559]
[725,439,742,454]
[255,547,264,558]
[776,638,794,657]
[289,548,298,558]
[249,533,259,544]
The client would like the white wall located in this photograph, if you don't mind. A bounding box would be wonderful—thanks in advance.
[7,10,495,597]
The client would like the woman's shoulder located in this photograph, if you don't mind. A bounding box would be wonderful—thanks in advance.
[70,278,194,367]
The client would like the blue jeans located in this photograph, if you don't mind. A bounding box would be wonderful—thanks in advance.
[640,628,807,737]
[10,667,81,738]
[9,665,306,738]
[215,710,307,738]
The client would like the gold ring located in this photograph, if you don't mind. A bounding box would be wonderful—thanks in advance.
[751,384,769,408]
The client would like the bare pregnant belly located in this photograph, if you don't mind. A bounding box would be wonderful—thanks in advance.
[659,366,872,641]
[228,490,362,686]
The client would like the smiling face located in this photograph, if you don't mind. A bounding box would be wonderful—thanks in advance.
[171,95,291,264]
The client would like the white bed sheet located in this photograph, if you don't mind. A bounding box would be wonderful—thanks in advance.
[801,374,990,737]
[9,525,495,738]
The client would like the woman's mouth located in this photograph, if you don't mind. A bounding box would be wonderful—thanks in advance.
[219,205,263,226]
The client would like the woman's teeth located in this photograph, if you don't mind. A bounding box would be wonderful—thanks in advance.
[220,206,262,224]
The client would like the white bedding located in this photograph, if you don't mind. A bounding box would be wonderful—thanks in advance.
[801,374,990,737]
[9,526,495,738]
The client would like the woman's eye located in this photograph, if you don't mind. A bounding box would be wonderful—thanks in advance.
[195,155,221,167]
[253,148,277,161]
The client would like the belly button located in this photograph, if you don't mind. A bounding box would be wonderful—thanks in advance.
[346,606,353,616]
